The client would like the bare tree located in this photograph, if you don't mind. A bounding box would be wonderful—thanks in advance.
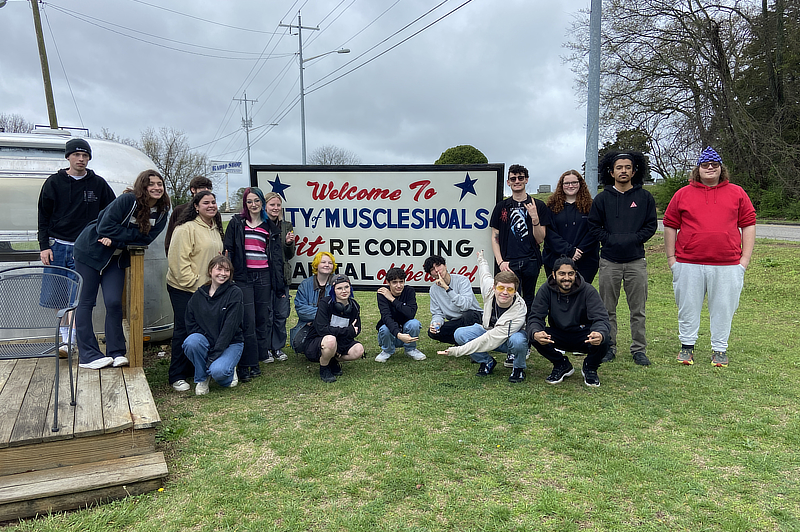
[94,127,138,148]
[308,145,362,165]
[140,127,208,206]
[0,113,33,133]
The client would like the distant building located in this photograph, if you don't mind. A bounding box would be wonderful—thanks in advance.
[537,184,551,194]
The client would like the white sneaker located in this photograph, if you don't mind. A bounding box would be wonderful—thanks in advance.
[405,348,427,361]
[195,377,211,396]
[79,357,113,370]
[112,356,129,367]
[375,350,393,362]
[229,370,238,388]
[274,349,289,362]
[172,379,191,392]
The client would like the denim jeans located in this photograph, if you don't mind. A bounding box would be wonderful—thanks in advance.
[453,323,528,368]
[40,240,79,308]
[378,319,421,352]
[183,333,243,388]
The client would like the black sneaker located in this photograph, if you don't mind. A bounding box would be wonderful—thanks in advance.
[503,353,515,368]
[508,367,525,383]
[582,367,600,387]
[545,363,575,384]
[476,357,497,377]
[601,347,616,363]
[250,366,262,378]
[633,351,651,366]
[329,358,343,376]
[237,367,252,383]
[319,365,337,383]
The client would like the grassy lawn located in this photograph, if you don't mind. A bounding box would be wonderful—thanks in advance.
[8,236,800,531]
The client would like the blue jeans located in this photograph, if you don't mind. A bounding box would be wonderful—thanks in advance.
[378,319,421,352]
[74,257,126,363]
[40,240,79,308]
[183,333,243,388]
[454,323,528,368]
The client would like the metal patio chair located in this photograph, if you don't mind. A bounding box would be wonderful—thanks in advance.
[0,265,82,432]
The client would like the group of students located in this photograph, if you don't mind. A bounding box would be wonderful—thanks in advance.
[38,139,755,393]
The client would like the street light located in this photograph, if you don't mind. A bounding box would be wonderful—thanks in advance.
[299,48,350,164]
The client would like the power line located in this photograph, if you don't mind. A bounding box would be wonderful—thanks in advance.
[127,0,280,34]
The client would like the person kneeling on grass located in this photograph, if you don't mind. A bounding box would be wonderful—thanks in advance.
[375,267,426,362]
[303,274,364,383]
[526,256,610,387]
[437,251,528,383]
[183,255,244,396]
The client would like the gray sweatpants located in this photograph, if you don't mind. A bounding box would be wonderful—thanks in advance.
[671,262,745,352]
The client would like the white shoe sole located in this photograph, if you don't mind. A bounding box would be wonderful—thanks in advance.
[79,357,114,370]
[112,356,129,367]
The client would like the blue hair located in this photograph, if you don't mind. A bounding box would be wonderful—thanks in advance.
[240,187,268,222]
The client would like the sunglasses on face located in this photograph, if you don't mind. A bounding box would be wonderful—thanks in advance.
[508,175,527,182]
[700,162,720,169]
[495,285,516,294]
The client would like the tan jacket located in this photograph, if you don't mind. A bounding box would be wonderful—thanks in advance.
[166,217,224,292]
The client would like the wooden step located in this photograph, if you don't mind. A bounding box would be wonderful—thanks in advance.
[0,452,168,521]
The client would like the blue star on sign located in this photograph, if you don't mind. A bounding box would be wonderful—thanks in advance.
[268,174,290,200]
[454,172,478,201]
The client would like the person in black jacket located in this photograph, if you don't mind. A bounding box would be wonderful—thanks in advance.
[183,255,244,395]
[527,257,610,387]
[303,274,364,383]
[73,169,169,369]
[588,151,657,366]
[374,267,426,363]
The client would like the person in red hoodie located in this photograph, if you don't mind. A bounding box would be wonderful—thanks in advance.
[663,147,756,368]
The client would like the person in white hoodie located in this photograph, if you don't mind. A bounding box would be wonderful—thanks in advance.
[437,251,529,383]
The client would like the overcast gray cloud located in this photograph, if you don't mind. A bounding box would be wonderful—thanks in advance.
[0,0,590,196]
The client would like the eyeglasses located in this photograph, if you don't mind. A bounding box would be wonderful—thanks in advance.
[508,175,527,182]
[245,199,261,205]
[494,285,516,294]
[699,162,720,169]
[562,181,580,187]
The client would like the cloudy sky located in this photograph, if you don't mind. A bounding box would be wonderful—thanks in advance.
[1,0,591,195]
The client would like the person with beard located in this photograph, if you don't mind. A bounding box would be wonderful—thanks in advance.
[588,151,657,366]
[526,257,610,387]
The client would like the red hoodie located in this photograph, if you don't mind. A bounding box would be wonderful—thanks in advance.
[663,179,756,265]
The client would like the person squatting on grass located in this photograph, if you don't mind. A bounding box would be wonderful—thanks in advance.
[526,256,610,387]
[662,147,756,368]
[374,267,426,362]
[73,169,169,370]
[588,150,657,367]
[437,251,529,383]
[423,254,482,346]
[303,274,365,383]
[290,251,336,354]
[183,255,244,396]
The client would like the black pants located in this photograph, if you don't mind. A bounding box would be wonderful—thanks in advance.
[168,285,195,384]
[508,258,541,311]
[427,309,483,345]
[531,326,608,371]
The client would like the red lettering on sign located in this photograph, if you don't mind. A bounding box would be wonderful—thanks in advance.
[308,181,402,201]
[409,180,437,201]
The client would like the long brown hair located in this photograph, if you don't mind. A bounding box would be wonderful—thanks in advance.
[546,170,593,215]
[177,190,225,241]
[124,169,170,235]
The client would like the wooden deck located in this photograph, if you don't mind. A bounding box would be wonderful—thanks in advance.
[0,356,168,521]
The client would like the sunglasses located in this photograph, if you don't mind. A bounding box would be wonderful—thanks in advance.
[508,175,527,182]
[495,285,516,294]
[699,162,720,169]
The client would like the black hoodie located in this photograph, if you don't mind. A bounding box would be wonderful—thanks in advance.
[37,168,116,250]
[185,280,244,363]
[526,272,610,340]
[587,183,657,263]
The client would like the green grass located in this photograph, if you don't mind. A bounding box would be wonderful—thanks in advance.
[9,237,800,531]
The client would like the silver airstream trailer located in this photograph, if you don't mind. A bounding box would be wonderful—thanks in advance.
[0,132,173,342]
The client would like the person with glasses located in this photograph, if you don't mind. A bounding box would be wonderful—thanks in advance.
[437,251,528,383]
[304,274,364,383]
[588,150,658,366]
[527,256,610,387]
[543,170,599,283]
[663,147,756,368]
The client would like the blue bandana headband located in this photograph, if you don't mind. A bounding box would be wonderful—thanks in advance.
[697,146,723,165]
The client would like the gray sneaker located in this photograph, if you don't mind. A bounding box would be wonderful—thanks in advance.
[274,349,289,362]
[405,348,427,361]
[677,347,694,365]
[711,351,729,367]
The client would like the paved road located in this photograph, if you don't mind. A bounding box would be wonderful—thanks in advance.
[657,221,800,242]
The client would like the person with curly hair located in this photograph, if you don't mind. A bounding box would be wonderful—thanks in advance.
[73,169,170,369]
[543,170,599,283]
[588,151,657,366]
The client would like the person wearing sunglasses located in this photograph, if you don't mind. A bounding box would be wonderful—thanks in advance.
[437,251,528,383]
[527,256,610,387]
[662,147,756,368]
[588,150,658,367]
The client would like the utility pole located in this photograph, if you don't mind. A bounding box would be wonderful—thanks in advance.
[585,0,602,196]
[234,93,257,179]
[280,13,319,165]
[30,0,58,129]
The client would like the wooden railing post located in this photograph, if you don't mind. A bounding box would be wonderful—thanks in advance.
[127,246,147,368]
